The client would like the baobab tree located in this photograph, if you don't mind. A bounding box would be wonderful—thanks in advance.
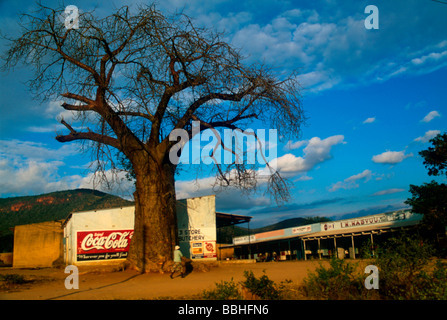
[2,4,304,272]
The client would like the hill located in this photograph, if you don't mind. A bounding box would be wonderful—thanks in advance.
[0,189,134,252]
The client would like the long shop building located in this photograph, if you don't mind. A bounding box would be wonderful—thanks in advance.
[230,209,422,261]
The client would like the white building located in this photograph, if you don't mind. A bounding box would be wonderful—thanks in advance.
[62,195,219,266]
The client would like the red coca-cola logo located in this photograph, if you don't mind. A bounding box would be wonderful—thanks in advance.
[77,230,133,254]
[206,243,213,252]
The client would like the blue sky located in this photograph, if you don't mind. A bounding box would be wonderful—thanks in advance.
[0,0,446,227]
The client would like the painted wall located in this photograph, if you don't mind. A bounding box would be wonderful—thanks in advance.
[64,206,135,265]
[64,195,217,265]
[176,195,217,260]
[13,221,63,268]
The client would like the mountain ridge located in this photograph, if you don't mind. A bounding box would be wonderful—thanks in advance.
[0,188,134,252]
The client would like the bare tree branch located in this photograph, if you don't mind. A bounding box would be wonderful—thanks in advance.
[57,118,120,150]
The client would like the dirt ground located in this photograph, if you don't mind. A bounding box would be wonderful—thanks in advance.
[0,260,335,300]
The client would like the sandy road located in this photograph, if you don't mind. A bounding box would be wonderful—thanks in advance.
[0,260,330,300]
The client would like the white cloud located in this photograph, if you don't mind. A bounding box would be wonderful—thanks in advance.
[0,139,78,162]
[224,1,447,93]
[0,158,81,196]
[175,175,217,200]
[78,169,135,200]
[421,110,441,123]
[284,139,307,150]
[414,130,440,143]
[372,150,413,164]
[363,117,376,124]
[372,188,405,196]
[411,50,447,65]
[175,134,345,209]
[273,135,345,175]
[329,169,372,192]
[0,139,82,197]
[175,175,271,211]
[45,100,77,122]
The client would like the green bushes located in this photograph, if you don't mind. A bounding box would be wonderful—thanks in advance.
[374,235,447,300]
[203,235,446,300]
[202,278,242,300]
[301,257,377,300]
[202,270,292,300]
[301,234,447,300]
[241,270,282,300]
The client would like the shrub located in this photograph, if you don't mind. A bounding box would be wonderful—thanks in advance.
[301,257,369,300]
[241,270,282,300]
[417,260,447,300]
[202,278,242,300]
[0,273,26,284]
[302,234,447,300]
[375,234,447,300]
[202,271,286,300]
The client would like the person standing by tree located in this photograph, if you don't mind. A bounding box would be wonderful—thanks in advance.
[170,245,184,279]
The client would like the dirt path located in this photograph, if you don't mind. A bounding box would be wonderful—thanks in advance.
[0,260,329,300]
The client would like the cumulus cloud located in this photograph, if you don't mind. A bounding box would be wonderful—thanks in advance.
[421,110,441,123]
[0,139,82,197]
[224,2,447,93]
[372,150,413,164]
[329,169,372,192]
[414,130,440,143]
[272,135,345,176]
[0,158,82,196]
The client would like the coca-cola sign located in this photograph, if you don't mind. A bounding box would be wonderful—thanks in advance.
[77,230,133,261]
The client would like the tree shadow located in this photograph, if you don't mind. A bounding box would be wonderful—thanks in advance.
[47,273,141,300]
[184,260,193,277]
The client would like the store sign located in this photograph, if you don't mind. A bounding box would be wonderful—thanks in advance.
[321,210,412,232]
[233,234,256,245]
[76,230,133,261]
[190,240,217,259]
[292,225,312,234]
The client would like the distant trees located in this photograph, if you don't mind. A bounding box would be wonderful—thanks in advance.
[406,133,447,246]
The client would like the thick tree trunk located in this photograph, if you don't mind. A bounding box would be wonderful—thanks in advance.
[127,156,178,273]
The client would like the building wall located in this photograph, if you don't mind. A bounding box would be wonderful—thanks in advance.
[64,206,135,265]
[64,195,218,266]
[13,221,63,268]
[177,195,217,260]
[217,244,234,260]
